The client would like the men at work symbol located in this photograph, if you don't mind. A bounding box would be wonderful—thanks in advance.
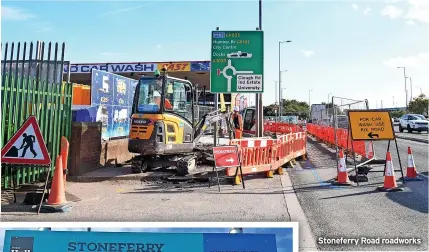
[19,133,37,158]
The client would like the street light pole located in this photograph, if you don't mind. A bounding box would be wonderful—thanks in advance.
[278,40,291,119]
[397,66,407,107]
[255,0,263,137]
[409,77,413,101]
[308,89,313,114]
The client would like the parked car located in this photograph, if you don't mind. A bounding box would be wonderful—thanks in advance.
[399,114,429,133]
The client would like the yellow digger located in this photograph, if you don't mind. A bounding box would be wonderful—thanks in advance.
[128,68,234,175]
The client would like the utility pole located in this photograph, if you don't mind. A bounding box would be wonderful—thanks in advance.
[278,41,291,119]
[275,81,278,120]
[255,0,263,137]
[397,66,407,107]
[308,90,313,117]
[409,77,413,101]
[392,96,395,107]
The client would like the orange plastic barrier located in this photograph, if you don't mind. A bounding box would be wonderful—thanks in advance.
[72,84,91,105]
[306,123,368,158]
[226,132,307,178]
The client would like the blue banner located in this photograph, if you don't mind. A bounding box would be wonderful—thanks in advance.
[191,61,210,72]
[73,69,138,139]
[3,231,279,252]
[203,233,277,252]
[3,230,203,252]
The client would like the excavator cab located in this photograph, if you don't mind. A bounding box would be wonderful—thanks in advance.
[128,69,195,156]
[242,107,256,136]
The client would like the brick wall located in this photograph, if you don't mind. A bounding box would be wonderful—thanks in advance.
[69,122,134,176]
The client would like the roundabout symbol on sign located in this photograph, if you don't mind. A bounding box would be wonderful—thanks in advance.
[222,59,253,92]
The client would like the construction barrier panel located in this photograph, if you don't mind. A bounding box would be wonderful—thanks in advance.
[306,123,367,158]
[226,131,307,177]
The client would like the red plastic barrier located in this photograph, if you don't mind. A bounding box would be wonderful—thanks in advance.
[226,132,307,177]
[306,123,369,158]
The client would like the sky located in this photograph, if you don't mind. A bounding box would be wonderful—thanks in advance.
[1,0,429,109]
[0,227,293,251]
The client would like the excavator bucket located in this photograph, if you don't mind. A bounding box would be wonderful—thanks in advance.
[220,93,227,112]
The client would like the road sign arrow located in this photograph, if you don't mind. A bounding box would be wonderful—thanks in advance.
[226,158,234,163]
[368,132,379,139]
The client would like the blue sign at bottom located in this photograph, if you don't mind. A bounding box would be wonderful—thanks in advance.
[3,231,279,252]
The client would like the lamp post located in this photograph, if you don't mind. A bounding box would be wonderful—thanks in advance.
[397,66,408,107]
[409,77,413,101]
[255,0,263,137]
[327,92,332,116]
[308,89,313,117]
[278,40,291,118]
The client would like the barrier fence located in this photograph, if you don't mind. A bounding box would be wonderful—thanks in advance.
[226,131,307,181]
[306,123,368,159]
[1,42,72,189]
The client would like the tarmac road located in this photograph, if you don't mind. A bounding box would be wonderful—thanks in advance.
[394,125,428,143]
[288,137,428,251]
[372,137,428,176]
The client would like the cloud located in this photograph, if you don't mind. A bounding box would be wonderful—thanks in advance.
[1,6,35,21]
[381,5,404,19]
[383,52,429,69]
[156,44,162,49]
[302,50,315,57]
[101,3,154,16]
[352,4,358,10]
[405,19,416,25]
[404,0,429,23]
[363,7,372,15]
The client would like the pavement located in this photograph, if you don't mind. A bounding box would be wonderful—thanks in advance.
[288,136,428,251]
[394,125,428,143]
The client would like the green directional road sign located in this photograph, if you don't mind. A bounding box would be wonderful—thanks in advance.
[210,30,264,93]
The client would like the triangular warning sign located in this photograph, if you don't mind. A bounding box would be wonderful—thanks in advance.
[1,116,51,165]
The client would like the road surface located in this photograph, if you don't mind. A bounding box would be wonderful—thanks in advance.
[394,125,428,142]
[288,136,428,251]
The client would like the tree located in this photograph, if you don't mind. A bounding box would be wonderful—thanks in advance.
[390,110,406,118]
[408,94,429,115]
[264,99,310,119]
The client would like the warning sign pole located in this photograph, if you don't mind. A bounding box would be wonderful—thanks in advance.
[347,110,404,186]
[1,116,52,210]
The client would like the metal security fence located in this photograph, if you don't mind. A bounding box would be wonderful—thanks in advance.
[1,41,73,189]
[331,97,369,168]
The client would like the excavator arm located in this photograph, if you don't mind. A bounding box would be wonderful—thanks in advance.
[193,109,234,144]
[193,94,234,143]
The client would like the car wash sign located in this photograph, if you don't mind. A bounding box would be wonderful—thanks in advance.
[64,63,158,74]
[3,231,278,252]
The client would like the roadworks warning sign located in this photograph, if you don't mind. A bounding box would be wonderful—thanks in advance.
[348,110,395,141]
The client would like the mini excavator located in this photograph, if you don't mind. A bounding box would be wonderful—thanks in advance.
[128,68,235,175]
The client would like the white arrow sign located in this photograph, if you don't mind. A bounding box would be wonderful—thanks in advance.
[226,158,234,163]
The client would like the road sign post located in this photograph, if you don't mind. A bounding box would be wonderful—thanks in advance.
[1,116,52,205]
[210,31,264,93]
[211,145,244,192]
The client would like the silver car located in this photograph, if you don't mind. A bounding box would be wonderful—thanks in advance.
[399,114,429,133]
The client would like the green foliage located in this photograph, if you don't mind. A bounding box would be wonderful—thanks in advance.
[408,94,429,115]
[390,110,406,118]
[263,99,310,118]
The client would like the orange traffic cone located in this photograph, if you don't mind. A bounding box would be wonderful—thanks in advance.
[333,149,353,186]
[405,147,423,181]
[377,152,403,192]
[41,156,73,212]
[366,141,374,159]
